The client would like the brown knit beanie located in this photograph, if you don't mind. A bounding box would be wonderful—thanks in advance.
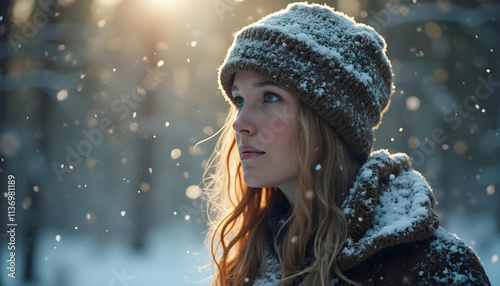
[218,2,393,162]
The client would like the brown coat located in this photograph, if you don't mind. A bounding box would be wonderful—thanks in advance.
[254,150,491,285]
[343,228,490,285]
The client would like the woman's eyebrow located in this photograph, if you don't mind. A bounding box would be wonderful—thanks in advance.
[231,81,278,92]
[253,81,278,88]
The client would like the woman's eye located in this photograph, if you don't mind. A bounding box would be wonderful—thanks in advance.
[233,96,244,107]
[264,93,280,103]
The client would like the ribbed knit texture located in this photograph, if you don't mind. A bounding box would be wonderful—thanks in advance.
[219,2,394,162]
[338,150,439,271]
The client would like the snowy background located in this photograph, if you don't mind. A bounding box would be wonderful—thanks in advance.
[0,0,499,285]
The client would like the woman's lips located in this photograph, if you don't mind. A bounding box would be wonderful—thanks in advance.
[239,145,265,160]
[240,151,265,160]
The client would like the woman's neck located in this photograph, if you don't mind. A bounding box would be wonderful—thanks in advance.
[276,176,299,208]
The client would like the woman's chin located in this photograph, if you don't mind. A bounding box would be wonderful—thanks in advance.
[244,178,270,189]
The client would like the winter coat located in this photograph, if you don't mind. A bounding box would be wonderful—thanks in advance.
[253,150,491,285]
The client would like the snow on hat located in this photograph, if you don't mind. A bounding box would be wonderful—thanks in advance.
[218,2,393,162]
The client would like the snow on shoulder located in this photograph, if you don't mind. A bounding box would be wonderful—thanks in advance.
[338,150,440,271]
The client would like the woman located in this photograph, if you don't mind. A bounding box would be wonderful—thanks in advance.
[203,3,491,285]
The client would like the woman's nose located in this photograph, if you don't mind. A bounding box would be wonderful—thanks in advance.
[232,106,256,136]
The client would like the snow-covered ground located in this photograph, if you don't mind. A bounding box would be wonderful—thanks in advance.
[1,221,212,286]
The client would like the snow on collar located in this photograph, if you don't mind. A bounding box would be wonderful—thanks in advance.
[337,150,440,271]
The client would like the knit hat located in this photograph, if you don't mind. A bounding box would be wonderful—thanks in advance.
[218,2,393,162]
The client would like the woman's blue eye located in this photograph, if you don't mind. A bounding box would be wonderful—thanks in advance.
[264,93,280,103]
[233,96,244,107]
[232,93,278,107]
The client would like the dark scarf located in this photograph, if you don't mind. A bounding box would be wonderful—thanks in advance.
[266,191,292,257]
[266,191,317,285]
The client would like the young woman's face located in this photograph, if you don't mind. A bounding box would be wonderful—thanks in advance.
[232,71,316,196]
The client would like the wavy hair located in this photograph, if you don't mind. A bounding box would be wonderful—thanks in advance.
[203,101,361,286]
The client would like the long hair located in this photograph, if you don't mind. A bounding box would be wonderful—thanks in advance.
[203,102,361,285]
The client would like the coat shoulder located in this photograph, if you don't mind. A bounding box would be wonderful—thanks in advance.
[344,227,491,285]
[416,227,491,285]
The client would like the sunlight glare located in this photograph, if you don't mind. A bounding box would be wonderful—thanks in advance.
[146,0,179,8]
[96,0,123,6]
